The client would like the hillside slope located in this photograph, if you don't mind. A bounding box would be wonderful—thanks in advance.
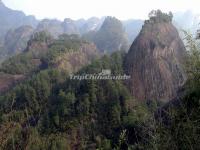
[0,32,99,93]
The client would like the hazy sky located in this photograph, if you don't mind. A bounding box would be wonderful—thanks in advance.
[2,0,200,20]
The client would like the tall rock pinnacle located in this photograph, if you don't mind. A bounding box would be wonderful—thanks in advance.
[125,10,186,102]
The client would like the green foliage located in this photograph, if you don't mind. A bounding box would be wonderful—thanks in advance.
[40,34,85,68]
[183,31,200,91]
[48,135,70,150]
[0,52,38,74]
[138,31,200,150]
[30,31,52,43]
[0,31,54,74]
[1,33,200,150]
[82,51,126,75]
[147,10,173,24]
[0,32,88,74]
[0,51,134,149]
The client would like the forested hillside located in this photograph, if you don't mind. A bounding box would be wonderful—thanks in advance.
[0,35,200,149]
[0,2,200,149]
[0,32,98,94]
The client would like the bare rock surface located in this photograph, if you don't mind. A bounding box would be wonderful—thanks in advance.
[125,11,187,102]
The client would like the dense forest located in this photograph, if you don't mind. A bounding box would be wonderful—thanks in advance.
[0,31,199,149]
[0,4,199,150]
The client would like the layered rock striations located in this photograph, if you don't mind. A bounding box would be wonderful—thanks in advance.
[125,10,187,102]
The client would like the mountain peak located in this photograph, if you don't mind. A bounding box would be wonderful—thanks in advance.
[93,16,129,53]
[63,18,74,23]
[101,16,122,28]
[125,10,186,101]
[146,10,173,24]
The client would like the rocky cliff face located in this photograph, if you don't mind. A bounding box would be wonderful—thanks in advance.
[0,26,34,62]
[36,19,80,38]
[62,18,80,35]
[36,19,64,38]
[0,1,38,41]
[52,42,99,73]
[80,17,103,34]
[0,33,99,93]
[4,26,34,54]
[125,11,187,102]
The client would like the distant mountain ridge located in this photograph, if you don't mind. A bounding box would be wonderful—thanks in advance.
[173,10,200,36]
[123,19,144,44]
[1,0,198,63]
[0,1,143,60]
[35,17,103,38]
[0,1,38,41]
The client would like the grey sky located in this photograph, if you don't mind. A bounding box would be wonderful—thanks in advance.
[2,0,200,20]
